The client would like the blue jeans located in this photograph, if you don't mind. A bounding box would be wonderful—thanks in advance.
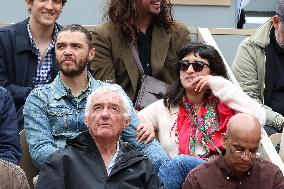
[158,155,204,189]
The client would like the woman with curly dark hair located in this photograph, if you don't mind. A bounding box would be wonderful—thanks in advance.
[91,0,191,101]
[138,43,265,188]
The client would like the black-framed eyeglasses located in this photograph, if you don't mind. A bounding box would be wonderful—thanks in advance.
[179,60,210,72]
[229,146,260,159]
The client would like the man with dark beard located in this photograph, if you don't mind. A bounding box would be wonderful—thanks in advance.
[23,24,167,169]
[232,0,284,136]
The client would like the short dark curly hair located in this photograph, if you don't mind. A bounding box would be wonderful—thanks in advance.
[57,24,93,48]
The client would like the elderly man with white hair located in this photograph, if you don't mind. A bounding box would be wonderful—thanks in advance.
[36,85,164,189]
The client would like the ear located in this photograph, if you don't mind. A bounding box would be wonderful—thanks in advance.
[123,118,130,129]
[273,15,280,30]
[84,116,89,127]
[221,133,228,148]
[88,48,96,62]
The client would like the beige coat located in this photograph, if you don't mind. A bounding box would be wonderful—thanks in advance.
[232,18,284,131]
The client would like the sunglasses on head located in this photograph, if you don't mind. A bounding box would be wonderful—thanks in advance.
[179,60,210,72]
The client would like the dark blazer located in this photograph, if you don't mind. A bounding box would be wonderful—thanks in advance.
[0,18,60,109]
[0,86,22,165]
[36,132,164,189]
[91,22,191,101]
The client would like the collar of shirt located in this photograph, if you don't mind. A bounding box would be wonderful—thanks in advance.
[27,19,59,87]
[59,73,93,100]
[52,72,94,100]
[27,19,59,51]
[106,140,120,175]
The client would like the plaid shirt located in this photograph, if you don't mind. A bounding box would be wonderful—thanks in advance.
[27,21,59,88]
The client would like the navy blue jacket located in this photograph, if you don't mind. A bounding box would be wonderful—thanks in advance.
[0,19,60,109]
[0,86,22,164]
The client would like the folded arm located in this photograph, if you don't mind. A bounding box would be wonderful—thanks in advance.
[208,75,266,126]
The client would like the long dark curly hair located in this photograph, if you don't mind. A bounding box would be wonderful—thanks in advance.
[105,0,174,43]
[163,42,229,109]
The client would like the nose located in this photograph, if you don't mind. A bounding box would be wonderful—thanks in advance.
[45,0,54,10]
[100,107,110,119]
[240,152,251,161]
[185,64,195,73]
[63,46,72,56]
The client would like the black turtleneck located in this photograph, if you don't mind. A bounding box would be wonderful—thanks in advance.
[264,26,284,116]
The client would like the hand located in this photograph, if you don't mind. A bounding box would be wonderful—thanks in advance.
[136,116,155,144]
[192,75,212,92]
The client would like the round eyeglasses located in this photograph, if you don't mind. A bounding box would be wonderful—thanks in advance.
[229,146,260,159]
[179,60,210,72]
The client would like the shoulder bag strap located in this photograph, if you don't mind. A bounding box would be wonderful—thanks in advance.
[129,43,145,76]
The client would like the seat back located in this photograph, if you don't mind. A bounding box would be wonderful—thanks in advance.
[270,133,282,147]
[0,159,30,189]
[19,130,39,189]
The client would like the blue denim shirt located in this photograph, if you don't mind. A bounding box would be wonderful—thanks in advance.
[24,74,168,169]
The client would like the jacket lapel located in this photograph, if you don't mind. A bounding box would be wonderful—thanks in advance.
[119,26,171,93]
[151,25,171,76]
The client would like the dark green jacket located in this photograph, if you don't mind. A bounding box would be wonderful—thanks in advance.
[91,22,191,101]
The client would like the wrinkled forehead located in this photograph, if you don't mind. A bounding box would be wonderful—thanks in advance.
[92,90,122,105]
[229,133,260,149]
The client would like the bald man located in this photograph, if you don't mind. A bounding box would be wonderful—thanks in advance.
[183,113,284,189]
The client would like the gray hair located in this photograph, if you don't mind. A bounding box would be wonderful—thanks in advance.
[85,85,131,120]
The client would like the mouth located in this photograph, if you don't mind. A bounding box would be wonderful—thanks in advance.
[237,163,251,170]
[43,12,55,18]
[98,123,111,127]
[185,76,195,82]
[62,58,75,63]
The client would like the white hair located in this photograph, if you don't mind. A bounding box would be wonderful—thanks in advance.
[84,84,131,120]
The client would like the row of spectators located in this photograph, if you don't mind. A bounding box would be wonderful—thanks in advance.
[0,0,284,188]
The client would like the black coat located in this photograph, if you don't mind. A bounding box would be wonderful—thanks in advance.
[36,132,164,189]
[0,19,59,109]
